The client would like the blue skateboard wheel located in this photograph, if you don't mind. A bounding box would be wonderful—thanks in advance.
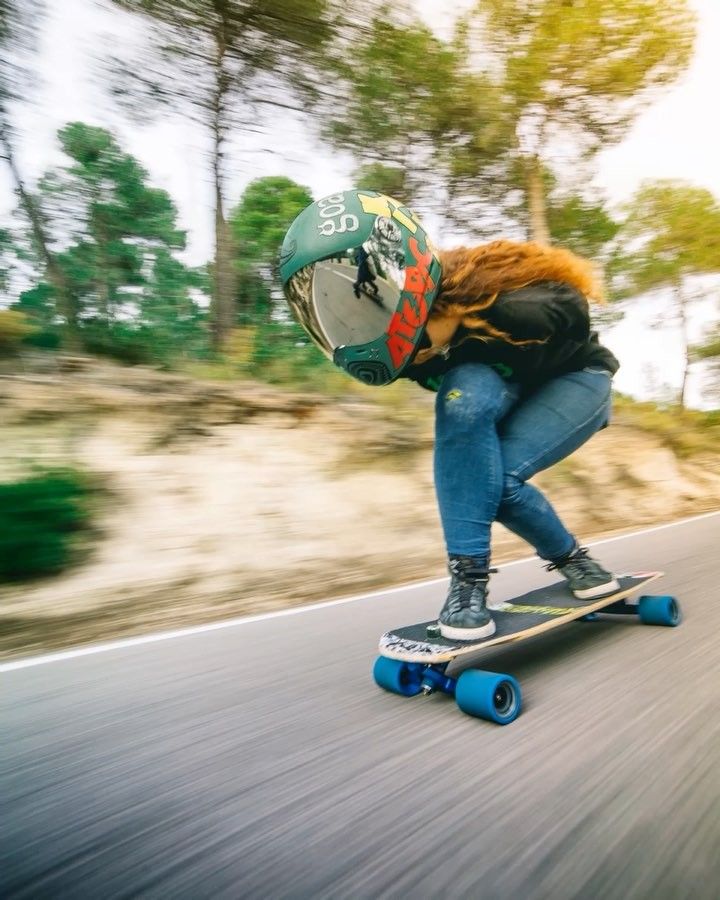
[455,670,522,724]
[638,595,682,627]
[373,656,424,696]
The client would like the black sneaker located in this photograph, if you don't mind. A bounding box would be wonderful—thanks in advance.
[547,546,620,600]
[438,557,497,640]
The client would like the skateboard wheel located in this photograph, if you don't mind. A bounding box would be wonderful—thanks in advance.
[637,595,682,627]
[372,657,424,697]
[455,670,522,724]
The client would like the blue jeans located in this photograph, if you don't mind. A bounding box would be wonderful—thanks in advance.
[433,363,613,562]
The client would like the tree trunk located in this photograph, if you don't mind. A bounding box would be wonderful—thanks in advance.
[526,155,551,245]
[677,280,690,410]
[213,180,235,350]
[0,116,80,350]
[209,36,235,352]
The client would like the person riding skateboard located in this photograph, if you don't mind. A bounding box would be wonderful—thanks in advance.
[353,245,380,298]
[280,190,620,641]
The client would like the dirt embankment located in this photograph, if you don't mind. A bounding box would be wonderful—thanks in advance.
[2,358,720,658]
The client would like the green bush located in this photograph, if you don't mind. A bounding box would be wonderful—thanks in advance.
[23,327,62,350]
[81,325,158,366]
[0,469,94,581]
[0,309,37,353]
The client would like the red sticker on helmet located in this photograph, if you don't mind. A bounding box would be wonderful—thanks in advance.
[386,238,434,368]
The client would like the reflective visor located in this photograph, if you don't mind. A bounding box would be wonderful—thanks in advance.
[284,223,407,358]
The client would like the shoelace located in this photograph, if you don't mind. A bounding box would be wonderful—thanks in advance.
[447,580,488,613]
[545,547,593,578]
[446,566,497,612]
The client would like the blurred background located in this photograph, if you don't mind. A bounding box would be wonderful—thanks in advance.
[1,0,719,658]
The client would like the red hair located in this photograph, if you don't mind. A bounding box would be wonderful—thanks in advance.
[429,240,603,347]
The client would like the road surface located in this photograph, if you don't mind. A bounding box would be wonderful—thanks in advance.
[3,513,720,899]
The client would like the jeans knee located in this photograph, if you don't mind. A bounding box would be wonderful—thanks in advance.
[501,472,523,506]
[437,364,508,426]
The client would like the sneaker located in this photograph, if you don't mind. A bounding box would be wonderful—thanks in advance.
[438,557,497,640]
[547,546,620,600]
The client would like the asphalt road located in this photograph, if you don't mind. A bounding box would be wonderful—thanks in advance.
[3,513,720,899]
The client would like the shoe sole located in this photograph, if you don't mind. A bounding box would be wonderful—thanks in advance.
[439,619,497,641]
[573,578,621,600]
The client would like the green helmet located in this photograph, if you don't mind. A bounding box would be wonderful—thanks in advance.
[279,189,442,385]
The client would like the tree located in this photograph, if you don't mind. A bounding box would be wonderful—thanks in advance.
[694,320,720,403]
[320,14,508,214]
[353,162,409,202]
[619,180,720,408]
[230,175,312,326]
[38,123,186,320]
[109,0,342,350]
[0,226,18,295]
[456,0,696,242]
[0,0,79,345]
[19,122,205,361]
[138,249,209,359]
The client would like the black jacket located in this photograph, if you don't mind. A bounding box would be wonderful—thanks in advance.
[404,280,619,393]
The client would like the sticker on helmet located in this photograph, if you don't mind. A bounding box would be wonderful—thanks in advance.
[316,194,359,237]
[358,193,421,234]
[385,237,434,368]
[375,216,402,243]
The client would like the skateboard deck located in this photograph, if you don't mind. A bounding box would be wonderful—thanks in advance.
[380,572,664,664]
[356,285,385,306]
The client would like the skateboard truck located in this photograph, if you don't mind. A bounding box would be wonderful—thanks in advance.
[420,665,456,697]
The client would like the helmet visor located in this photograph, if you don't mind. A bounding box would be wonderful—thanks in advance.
[284,223,407,358]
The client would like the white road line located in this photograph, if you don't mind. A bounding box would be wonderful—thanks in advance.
[2,509,718,673]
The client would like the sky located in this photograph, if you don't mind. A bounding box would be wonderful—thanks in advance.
[2,0,719,406]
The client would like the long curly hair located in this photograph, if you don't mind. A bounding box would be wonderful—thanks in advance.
[429,240,603,348]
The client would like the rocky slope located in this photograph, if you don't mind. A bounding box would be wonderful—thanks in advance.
[2,357,720,657]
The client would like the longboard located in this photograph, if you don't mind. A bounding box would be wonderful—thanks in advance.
[374,572,682,724]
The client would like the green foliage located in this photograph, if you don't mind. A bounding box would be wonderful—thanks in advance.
[248,320,344,389]
[450,0,696,238]
[14,281,55,323]
[694,298,720,400]
[613,394,720,457]
[474,0,695,146]
[321,14,507,209]
[0,225,19,292]
[231,176,312,271]
[695,335,720,362]
[80,324,162,365]
[0,308,36,351]
[0,468,93,581]
[616,181,720,407]
[508,165,622,260]
[353,163,409,201]
[230,176,312,325]
[22,121,208,362]
[109,0,340,348]
[547,194,620,262]
[42,122,185,251]
[619,180,720,292]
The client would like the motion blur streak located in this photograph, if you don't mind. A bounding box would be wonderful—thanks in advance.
[3,513,719,898]
[0,509,717,675]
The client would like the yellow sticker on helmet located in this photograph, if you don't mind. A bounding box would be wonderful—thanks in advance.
[358,193,419,234]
